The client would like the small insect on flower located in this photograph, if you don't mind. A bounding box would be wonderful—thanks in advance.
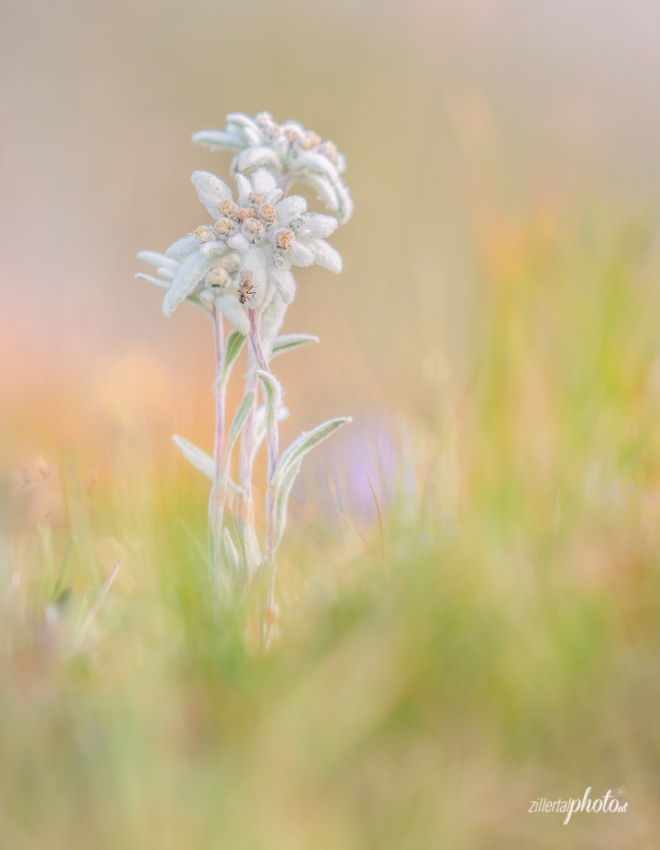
[237,269,256,304]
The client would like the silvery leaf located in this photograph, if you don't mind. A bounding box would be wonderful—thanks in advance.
[219,330,246,386]
[300,212,339,238]
[305,174,339,212]
[266,188,284,205]
[273,458,302,550]
[135,273,170,291]
[274,417,351,484]
[256,370,282,434]
[192,129,245,152]
[271,135,289,162]
[235,147,281,175]
[137,250,179,271]
[306,238,342,273]
[226,113,263,146]
[296,150,341,183]
[335,181,354,225]
[271,333,320,359]
[269,264,296,304]
[287,241,315,267]
[251,167,278,195]
[333,149,347,175]
[165,233,199,261]
[172,435,213,481]
[164,245,226,316]
[234,173,252,205]
[191,170,233,219]
[227,233,249,252]
[156,266,175,281]
[276,196,307,224]
[216,294,250,335]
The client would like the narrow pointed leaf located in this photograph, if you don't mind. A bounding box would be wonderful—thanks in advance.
[218,330,246,386]
[227,391,255,456]
[156,266,175,281]
[271,333,320,359]
[274,417,351,485]
[230,489,262,576]
[135,273,169,291]
[256,370,282,429]
[273,459,302,550]
[192,129,245,152]
[235,146,281,174]
[137,250,179,271]
[164,246,226,316]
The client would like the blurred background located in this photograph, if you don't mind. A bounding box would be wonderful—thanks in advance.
[4,0,660,466]
[2,0,660,847]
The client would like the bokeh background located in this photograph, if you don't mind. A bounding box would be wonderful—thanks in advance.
[2,0,660,847]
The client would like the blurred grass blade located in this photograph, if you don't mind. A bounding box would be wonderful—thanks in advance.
[223,527,241,579]
[52,536,76,598]
[72,561,121,652]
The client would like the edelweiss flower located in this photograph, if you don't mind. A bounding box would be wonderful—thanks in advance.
[192,112,353,225]
[136,167,342,336]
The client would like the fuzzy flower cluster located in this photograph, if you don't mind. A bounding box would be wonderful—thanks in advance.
[193,111,353,224]
[137,166,342,338]
[135,113,353,637]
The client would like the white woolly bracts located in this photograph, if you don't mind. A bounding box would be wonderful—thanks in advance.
[192,112,353,225]
[137,165,342,334]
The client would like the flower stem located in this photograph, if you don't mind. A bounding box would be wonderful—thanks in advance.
[249,309,280,549]
[209,303,226,581]
[249,308,280,644]
[238,343,258,582]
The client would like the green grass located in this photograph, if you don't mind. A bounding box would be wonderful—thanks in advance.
[1,209,659,848]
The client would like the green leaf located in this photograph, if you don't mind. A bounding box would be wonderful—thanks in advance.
[172,435,213,481]
[274,417,351,486]
[273,459,302,550]
[256,370,282,430]
[271,333,320,359]
[270,417,351,554]
[219,330,246,386]
[230,489,262,576]
[227,391,255,456]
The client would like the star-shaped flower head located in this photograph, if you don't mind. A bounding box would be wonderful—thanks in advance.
[192,112,353,225]
[136,167,342,338]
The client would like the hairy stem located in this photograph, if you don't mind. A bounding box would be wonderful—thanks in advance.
[209,304,225,580]
[239,344,258,577]
[249,309,281,645]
